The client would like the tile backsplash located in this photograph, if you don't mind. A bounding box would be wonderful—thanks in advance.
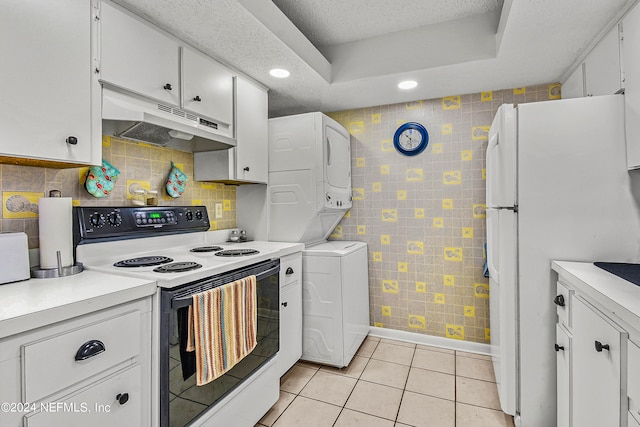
[328,83,561,344]
[0,136,236,248]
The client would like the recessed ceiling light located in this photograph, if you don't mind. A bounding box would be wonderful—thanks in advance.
[270,68,290,78]
[398,80,418,90]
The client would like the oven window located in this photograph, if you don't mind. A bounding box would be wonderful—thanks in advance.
[166,270,279,427]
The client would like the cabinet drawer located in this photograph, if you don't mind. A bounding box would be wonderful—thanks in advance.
[555,281,573,328]
[281,254,302,287]
[629,341,640,424]
[24,363,142,427]
[22,310,141,402]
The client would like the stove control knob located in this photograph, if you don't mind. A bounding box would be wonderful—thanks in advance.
[195,210,203,220]
[108,212,122,227]
[90,213,105,228]
[186,210,193,221]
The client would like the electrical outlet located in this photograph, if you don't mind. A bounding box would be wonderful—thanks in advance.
[215,203,223,219]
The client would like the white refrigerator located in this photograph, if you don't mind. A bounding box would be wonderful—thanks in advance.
[486,95,640,426]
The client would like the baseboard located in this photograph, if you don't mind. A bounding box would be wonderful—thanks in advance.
[368,327,491,356]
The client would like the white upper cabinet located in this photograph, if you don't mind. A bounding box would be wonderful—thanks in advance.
[235,77,268,183]
[624,2,640,169]
[584,25,623,97]
[182,47,234,125]
[0,0,100,166]
[99,1,180,106]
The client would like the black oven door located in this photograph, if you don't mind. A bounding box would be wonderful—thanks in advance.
[159,259,280,427]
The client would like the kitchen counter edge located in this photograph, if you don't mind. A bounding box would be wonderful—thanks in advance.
[0,270,156,339]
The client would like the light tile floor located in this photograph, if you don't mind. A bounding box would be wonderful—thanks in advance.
[257,336,515,427]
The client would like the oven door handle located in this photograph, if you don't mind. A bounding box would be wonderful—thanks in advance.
[171,265,280,309]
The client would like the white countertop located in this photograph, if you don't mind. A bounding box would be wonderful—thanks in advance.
[552,261,640,333]
[0,270,156,339]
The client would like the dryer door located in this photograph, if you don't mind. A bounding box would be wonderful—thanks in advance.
[324,125,350,189]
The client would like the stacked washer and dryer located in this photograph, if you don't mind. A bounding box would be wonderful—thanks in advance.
[267,112,369,368]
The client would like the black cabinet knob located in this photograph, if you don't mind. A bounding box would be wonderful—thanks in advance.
[286,267,294,275]
[281,302,287,307]
[75,340,106,361]
[243,167,250,172]
[554,344,565,352]
[595,341,610,352]
[193,96,202,102]
[66,136,78,145]
[116,393,129,405]
[163,83,172,90]
[553,295,565,307]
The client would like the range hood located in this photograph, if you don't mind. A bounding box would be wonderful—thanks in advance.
[101,87,235,152]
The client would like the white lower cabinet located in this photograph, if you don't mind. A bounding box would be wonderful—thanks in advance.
[278,252,302,377]
[556,324,572,427]
[0,298,151,427]
[571,296,627,427]
[24,364,141,427]
[552,262,640,427]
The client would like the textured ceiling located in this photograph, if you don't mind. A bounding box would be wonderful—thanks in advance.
[113,0,634,118]
[271,0,503,47]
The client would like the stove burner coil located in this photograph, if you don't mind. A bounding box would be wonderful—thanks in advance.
[189,246,224,253]
[214,249,260,257]
[114,256,173,267]
[153,262,202,273]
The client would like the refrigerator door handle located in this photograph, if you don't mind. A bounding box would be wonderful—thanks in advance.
[486,209,500,281]
[486,132,500,207]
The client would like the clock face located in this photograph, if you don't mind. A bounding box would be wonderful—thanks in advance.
[398,128,423,151]
[393,122,429,156]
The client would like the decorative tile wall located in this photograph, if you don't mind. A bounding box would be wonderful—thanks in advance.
[0,136,236,248]
[328,83,561,344]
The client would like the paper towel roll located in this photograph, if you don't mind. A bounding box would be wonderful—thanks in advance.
[38,197,73,269]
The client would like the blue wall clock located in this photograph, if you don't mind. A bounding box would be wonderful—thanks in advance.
[393,122,429,156]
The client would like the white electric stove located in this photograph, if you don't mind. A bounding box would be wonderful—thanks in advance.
[72,206,285,427]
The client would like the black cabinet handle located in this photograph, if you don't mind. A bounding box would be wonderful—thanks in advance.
[553,295,565,307]
[74,340,106,361]
[116,393,129,405]
[193,96,202,102]
[554,344,565,352]
[595,341,610,352]
[66,136,78,145]
[286,267,294,275]
[281,302,287,307]
[163,83,172,90]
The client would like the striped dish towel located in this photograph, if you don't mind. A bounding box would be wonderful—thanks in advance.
[186,275,257,386]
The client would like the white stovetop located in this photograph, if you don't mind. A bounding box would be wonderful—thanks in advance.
[76,231,303,288]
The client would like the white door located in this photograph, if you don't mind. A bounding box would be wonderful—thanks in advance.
[100,1,180,106]
[486,104,517,208]
[324,126,351,189]
[181,46,233,125]
[487,207,517,416]
[572,296,626,427]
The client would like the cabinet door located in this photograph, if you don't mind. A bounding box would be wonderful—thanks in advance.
[279,282,302,377]
[100,1,179,106]
[572,296,627,427]
[624,2,640,169]
[24,364,142,427]
[561,65,585,99]
[235,77,268,183]
[0,0,96,165]
[182,47,233,125]
[584,25,622,96]
[556,324,572,427]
